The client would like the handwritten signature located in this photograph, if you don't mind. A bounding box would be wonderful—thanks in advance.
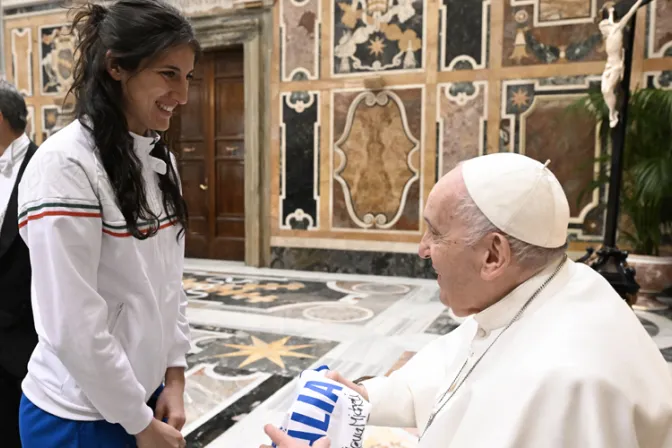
[343,392,368,448]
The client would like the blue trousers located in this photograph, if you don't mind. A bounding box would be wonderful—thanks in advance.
[19,385,164,448]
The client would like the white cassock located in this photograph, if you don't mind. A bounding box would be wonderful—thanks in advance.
[362,259,672,447]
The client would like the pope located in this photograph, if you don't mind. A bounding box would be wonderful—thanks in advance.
[262,152,672,448]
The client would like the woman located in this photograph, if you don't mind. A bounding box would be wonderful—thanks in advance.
[17,1,199,446]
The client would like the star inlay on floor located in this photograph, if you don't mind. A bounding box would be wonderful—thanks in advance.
[216,335,316,369]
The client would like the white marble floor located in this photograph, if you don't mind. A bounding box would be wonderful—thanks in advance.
[181,259,672,448]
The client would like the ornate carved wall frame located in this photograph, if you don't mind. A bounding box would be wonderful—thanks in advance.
[190,10,273,267]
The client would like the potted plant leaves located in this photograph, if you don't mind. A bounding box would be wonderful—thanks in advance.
[573,86,672,310]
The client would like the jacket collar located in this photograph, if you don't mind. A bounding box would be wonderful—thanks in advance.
[129,131,160,157]
[129,131,166,175]
[79,118,166,175]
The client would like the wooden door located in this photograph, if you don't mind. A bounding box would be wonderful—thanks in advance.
[170,54,210,259]
[168,47,245,261]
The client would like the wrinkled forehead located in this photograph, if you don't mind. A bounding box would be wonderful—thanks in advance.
[425,167,465,228]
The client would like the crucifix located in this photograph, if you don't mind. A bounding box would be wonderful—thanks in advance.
[599,0,644,128]
[581,0,654,304]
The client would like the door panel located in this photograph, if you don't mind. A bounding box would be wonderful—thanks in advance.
[168,47,245,261]
[170,64,209,259]
[180,161,209,257]
[181,78,206,140]
[215,78,245,137]
[215,140,244,157]
[214,55,244,78]
[212,50,245,261]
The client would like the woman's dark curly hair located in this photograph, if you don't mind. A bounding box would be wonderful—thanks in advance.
[66,0,201,240]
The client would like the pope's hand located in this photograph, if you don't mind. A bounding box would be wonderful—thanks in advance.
[259,424,330,448]
[325,371,369,401]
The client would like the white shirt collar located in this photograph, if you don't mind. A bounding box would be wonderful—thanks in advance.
[129,130,160,156]
[129,132,167,175]
[473,257,573,332]
[0,133,30,175]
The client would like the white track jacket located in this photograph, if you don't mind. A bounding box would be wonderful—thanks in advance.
[17,119,190,435]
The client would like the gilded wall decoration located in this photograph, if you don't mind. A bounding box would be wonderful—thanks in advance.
[11,28,33,96]
[331,88,422,231]
[332,0,425,75]
[500,76,605,241]
[41,105,62,140]
[280,91,320,230]
[647,0,672,58]
[39,24,76,96]
[437,82,487,177]
[440,0,490,70]
[504,0,607,66]
[280,0,321,81]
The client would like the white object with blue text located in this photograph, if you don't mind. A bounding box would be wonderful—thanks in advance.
[273,365,371,447]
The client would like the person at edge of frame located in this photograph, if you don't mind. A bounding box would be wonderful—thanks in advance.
[0,79,40,448]
[16,1,199,447]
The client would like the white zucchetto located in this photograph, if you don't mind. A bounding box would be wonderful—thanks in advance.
[461,152,570,248]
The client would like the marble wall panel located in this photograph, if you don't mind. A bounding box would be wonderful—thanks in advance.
[332,0,425,75]
[503,0,607,66]
[168,0,271,17]
[26,106,36,143]
[271,246,436,278]
[647,0,672,58]
[10,28,33,96]
[440,0,490,70]
[280,91,320,230]
[436,81,487,177]
[501,76,606,241]
[645,70,672,89]
[331,87,423,232]
[41,105,62,141]
[39,24,76,96]
[280,0,321,81]
[537,0,592,20]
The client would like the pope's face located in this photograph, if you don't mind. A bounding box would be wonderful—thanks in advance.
[418,168,485,317]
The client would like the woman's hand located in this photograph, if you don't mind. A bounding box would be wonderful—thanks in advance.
[136,419,186,448]
[260,424,330,448]
[155,367,187,430]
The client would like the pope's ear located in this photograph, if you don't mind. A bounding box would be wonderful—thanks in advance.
[480,232,511,280]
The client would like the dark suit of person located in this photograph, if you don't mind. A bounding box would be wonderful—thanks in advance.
[0,141,39,447]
